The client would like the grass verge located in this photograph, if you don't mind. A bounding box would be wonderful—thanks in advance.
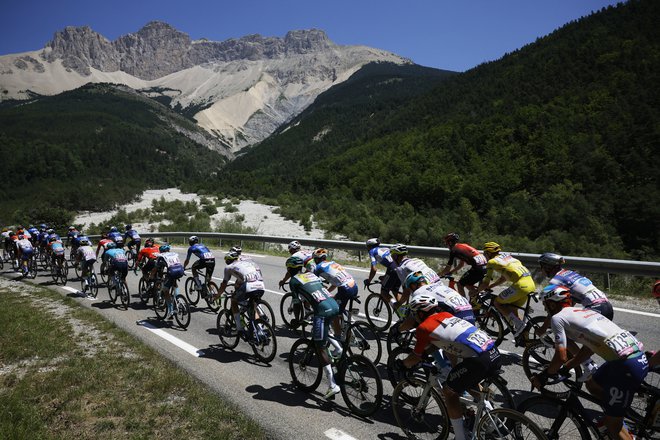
[0,280,266,440]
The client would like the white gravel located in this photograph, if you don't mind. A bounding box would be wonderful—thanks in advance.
[74,188,328,238]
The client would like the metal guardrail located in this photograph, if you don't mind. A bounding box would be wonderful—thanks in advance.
[88,231,660,278]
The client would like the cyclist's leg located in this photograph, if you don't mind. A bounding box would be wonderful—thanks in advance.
[232,284,248,331]
[494,286,529,331]
[315,299,340,396]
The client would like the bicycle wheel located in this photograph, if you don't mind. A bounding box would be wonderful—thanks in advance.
[138,278,150,305]
[99,262,107,284]
[346,321,382,365]
[216,309,240,349]
[153,292,168,320]
[280,292,302,330]
[364,293,392,332]
[60,264,68,286]
[28,258,38,279]
[119,282,131,309]
[338,354,383,417]
[74,261,81,279]
[205,282,221,312]
[126,251,135,270]
[108,277,118,303]
[184,277,200,305]
[475,308,505,346]
[250,318,277,363]
[288,338,322,392]
[386,324,416,355]
[481,375,516,410]
[51,264,59,283]
[522,340,583,398]
[392,377,450,440]
[174,295,191,329]
[517,394,591,439]
[254,298,276,327]
[476,407,549,440]
[0,254,4,270]
[90,274,99,298]
[520,315,548,346]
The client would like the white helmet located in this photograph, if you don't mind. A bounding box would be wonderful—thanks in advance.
[409,293,438,312]
[288,240,301,252]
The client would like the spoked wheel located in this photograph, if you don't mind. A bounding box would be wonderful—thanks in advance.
[154,293,168,320]
[73,261,81,279]
[60,264,68,286]
[392,378,450,440]
[119,282,130,309]
[205,282,221,312]
[338,354,383,417]
[126,251,135,271]
[254,298,276,327]
[108,277,118,303]
[346,321,382,365]
[99,262,107,284]
[184,277,200,306]
[250,318,277,363]
[522,340,583,398]
[174,295,191,329]
[476,407,549,440]
[386,346,428,389]
[519,316,548,346]
[364,293,392,332]
[386,323,416,355]
[216,310,240,349]
[517,394,590,439]
[474,308,505,346]
[89,274,99,298]
[280,292,303,331]
[51,264,59,283]
[288,338,322,392]
[28,258,38,279]
[138,278,150,305]
[481,375,516,409]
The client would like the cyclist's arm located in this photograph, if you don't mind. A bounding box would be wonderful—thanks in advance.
[563,345,594,371]
[365,265,377,284]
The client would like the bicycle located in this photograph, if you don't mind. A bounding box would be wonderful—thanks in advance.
[473,289,546,347]
[80,268,99,298]
[392,362,544,440]
[153,275,191,329]
[288,332,383,417]
[221,282,276,328]
[520,338,585,399]
[50,257,68,285]
[125,247,138,271]
[216,295,277,363]
[518,373,659,439]
[24,254,38,279]
[184,272,221,312]
[107,270,130,309]
[138,273,158,305]
[279,283,314,331]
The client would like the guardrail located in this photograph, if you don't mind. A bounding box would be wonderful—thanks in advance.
[89,231,660,278]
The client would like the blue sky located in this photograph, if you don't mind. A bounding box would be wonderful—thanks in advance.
[1,0,622,72]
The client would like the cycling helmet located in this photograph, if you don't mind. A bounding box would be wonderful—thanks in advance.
[366,238,380,248]
[409,292,439,312]
[404,271,427,289]
[68,226,75,231]
[79,238,90,246]
[49,236,57,242]
[145,238,155,247]
[541,285,572,304]
[110,226,118,233]
[189,235,199,246]
[106,242,116,249]
[390,243,408,256]
[312,248,328,262]
[288,240,301,252]
[539,252,564,267]
[9,231,15,237]
[286,255,304,269]
[444,232,460,245]
[39,224,47,230]
[224,251,239,263]
[230,245,242,255]
[483,242,501,253]
[159,244,171,253]
[125,224,132,230]
[47,229,54,234]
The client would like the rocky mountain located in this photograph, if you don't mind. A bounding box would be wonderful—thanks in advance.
[0,21,412,151]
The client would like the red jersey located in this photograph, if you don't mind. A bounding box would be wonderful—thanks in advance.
[447,243,487,267]
[137,246,160,264]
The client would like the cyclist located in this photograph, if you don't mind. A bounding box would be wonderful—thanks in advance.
[95,233,113,261]
[312,248,358,336]
[183,235,215,296]
[214,251,265,337]
[107,226,124,248]
[153,244,185,320]
[69,230,89,258]
[103,242,128,289]
[391,243,440,311]
[38,227,51,255]
[398,290,500,440]
[137,238,160,281]
[49,235,66,272]
[1,227,11,255]
[65,226,79,248]
[438,232,488,300]
[278,240,314,289]
[363,238,402,313]
[27,225,39,246]
[46,228,60,242]
[124,224,141,254]
[16,234,34,275]
[230,245,255,264]
[531,285,647,440]
[476,242,536,339]
[76,238,97,293]
[286,255,340,399]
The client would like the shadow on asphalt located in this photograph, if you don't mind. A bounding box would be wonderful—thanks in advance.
[199,343,275,367]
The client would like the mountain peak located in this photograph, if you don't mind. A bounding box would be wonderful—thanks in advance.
[284,29,332,53]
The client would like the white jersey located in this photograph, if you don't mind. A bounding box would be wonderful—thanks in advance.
[412,283,472,313]
[549,269,609,307]
[77,245,96,261]
[314,260,356,288]
[551,307,643,361]
[224,259,265,293]
[17,238,33,251]
[1,231,9,239]
[396,257,440,285]
[292,250,315,272]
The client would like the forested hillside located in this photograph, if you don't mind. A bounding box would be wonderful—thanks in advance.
[219,0,660,259]
[0,83,226,225]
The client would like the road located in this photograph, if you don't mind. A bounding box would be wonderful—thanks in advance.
[2,248,659,440]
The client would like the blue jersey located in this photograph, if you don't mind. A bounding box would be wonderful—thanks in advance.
[104,248,127,264]
[187,244,214,261]
[108,232,124,244]
[73,235,88,246]
[368,246,397,270]
[124,229,141,241]
[39,232,50,244]
[28,227,39,238]
[549,269,609,307]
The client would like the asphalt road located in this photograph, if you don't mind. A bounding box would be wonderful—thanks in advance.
[2,248,659,440]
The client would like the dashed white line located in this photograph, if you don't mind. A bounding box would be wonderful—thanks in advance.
[325,428,358,440]
[136,320,204,357]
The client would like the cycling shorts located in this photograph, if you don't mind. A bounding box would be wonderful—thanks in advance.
[81,259,96,273]
[445,347,501,393]
[20,248,33,260]
[192,258,215,279]
[164,267,185,288]
[126,239,141,250]
[333,284,359,312]
[459,266,487,287]
[234,284,264,303]
[591,352,648,417]
[496,278,535,307]
[312,298,340,343]
[586,301,614,320]
[110,261,128,277]
[381,268,402,294]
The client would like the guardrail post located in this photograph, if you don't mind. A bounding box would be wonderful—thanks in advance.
[604,273,611,291]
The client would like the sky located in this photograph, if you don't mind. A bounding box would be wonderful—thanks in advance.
[1,0,623,72]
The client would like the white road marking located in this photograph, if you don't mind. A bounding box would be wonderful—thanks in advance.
[325,428,358,440]
[612,307,660,318]
[61,285,97,300]
[136,320,204,357]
